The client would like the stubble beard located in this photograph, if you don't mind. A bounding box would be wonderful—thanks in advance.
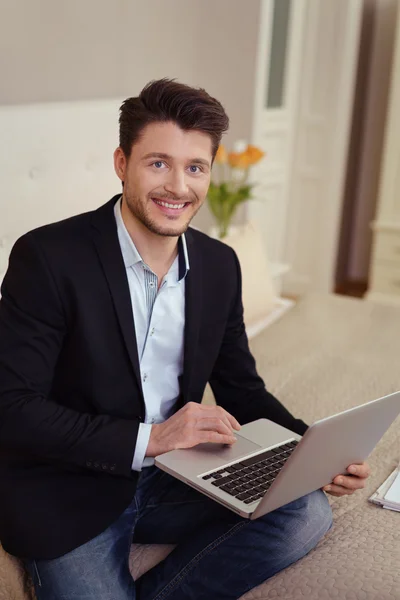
[124,189,202,237]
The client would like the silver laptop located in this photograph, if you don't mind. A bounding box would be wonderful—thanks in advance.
[155,391,400,519]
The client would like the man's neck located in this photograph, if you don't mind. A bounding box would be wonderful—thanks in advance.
[121,196,179,280]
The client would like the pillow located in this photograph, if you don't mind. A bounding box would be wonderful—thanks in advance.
[219,221,277,330]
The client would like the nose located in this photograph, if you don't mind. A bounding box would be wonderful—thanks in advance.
[164,169,189,199]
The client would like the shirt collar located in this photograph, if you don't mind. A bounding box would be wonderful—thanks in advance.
[114,196,190,281]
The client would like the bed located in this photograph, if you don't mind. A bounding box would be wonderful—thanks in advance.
[1,100,399,599]
[1,292,399,599]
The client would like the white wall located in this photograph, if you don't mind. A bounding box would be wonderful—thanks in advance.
[0,0,200,105]
[0,0,261,234]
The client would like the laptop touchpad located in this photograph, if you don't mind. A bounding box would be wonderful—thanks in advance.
[190,434,262,463]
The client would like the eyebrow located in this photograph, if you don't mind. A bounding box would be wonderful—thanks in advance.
[141,152,210,169]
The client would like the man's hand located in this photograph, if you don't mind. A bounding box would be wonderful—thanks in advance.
[322,462,371,497]
[146,402,241,457]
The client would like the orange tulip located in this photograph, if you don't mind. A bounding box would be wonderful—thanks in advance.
[245,145,265,165]
[227,145,265,169]
[215,144,228,164]
[228,151,252,169]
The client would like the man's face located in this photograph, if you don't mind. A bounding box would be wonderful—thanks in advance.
[114,121,212,237]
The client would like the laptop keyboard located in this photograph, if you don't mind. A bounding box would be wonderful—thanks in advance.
[201,440,299,505]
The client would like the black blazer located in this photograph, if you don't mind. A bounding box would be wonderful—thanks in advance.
[0,195,307,559]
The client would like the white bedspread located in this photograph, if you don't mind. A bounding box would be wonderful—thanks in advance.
[1,293,399,599]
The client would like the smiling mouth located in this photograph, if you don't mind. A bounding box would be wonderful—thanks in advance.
[152,198,189,210]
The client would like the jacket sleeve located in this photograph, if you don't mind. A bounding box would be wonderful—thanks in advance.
[0,233,139,478]
[209,249,308,437]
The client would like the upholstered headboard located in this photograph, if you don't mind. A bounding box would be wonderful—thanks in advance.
[0,100,290,335]
[0,98,123,280]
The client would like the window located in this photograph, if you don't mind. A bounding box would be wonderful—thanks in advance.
[266,0,292,108]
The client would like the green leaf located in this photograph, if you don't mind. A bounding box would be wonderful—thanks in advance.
[207,181,258,237]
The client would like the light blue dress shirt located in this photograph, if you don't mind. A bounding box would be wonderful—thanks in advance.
[114,197,189,471]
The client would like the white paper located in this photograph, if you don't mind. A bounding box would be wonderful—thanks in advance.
[383,505,400,512]
[368,466,400,512]
[384,472,400,504]
[368,468,398,504]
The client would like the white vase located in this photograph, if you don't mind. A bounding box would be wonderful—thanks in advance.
[209,224,241,241]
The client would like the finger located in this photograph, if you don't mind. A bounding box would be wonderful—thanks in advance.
[198,430,237,445]
[347,462,370,478]
[197,417,234,438]
[223,410,241,431]
[333,475,366,491]
[201,405,240,432]
[210,405,241,431]
[323,484,353,496]
[197,410,235,436]
[216,413,238,435]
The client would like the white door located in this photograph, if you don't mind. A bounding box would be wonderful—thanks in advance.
[248,0,307,272]
[249,0,363,295]
[283,0,363,295]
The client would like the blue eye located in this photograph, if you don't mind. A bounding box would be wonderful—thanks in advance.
[151,161,202,173]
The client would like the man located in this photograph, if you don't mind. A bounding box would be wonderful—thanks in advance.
[0,78,370,600]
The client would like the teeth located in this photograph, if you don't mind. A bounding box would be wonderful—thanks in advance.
[154,199,185,209]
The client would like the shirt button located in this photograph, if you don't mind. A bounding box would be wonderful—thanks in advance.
[149,281,155,288]
[150,328,155,336]
[143,373,147,382]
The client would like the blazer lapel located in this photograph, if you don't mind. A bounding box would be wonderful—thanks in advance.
[90,196,144,403]
[182,229,203,402]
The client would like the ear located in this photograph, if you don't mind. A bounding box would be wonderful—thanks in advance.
[114,147,127,184]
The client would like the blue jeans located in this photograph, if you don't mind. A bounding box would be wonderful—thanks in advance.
[24,465,333,600]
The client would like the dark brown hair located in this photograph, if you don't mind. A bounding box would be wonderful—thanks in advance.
[119,78,229,163]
